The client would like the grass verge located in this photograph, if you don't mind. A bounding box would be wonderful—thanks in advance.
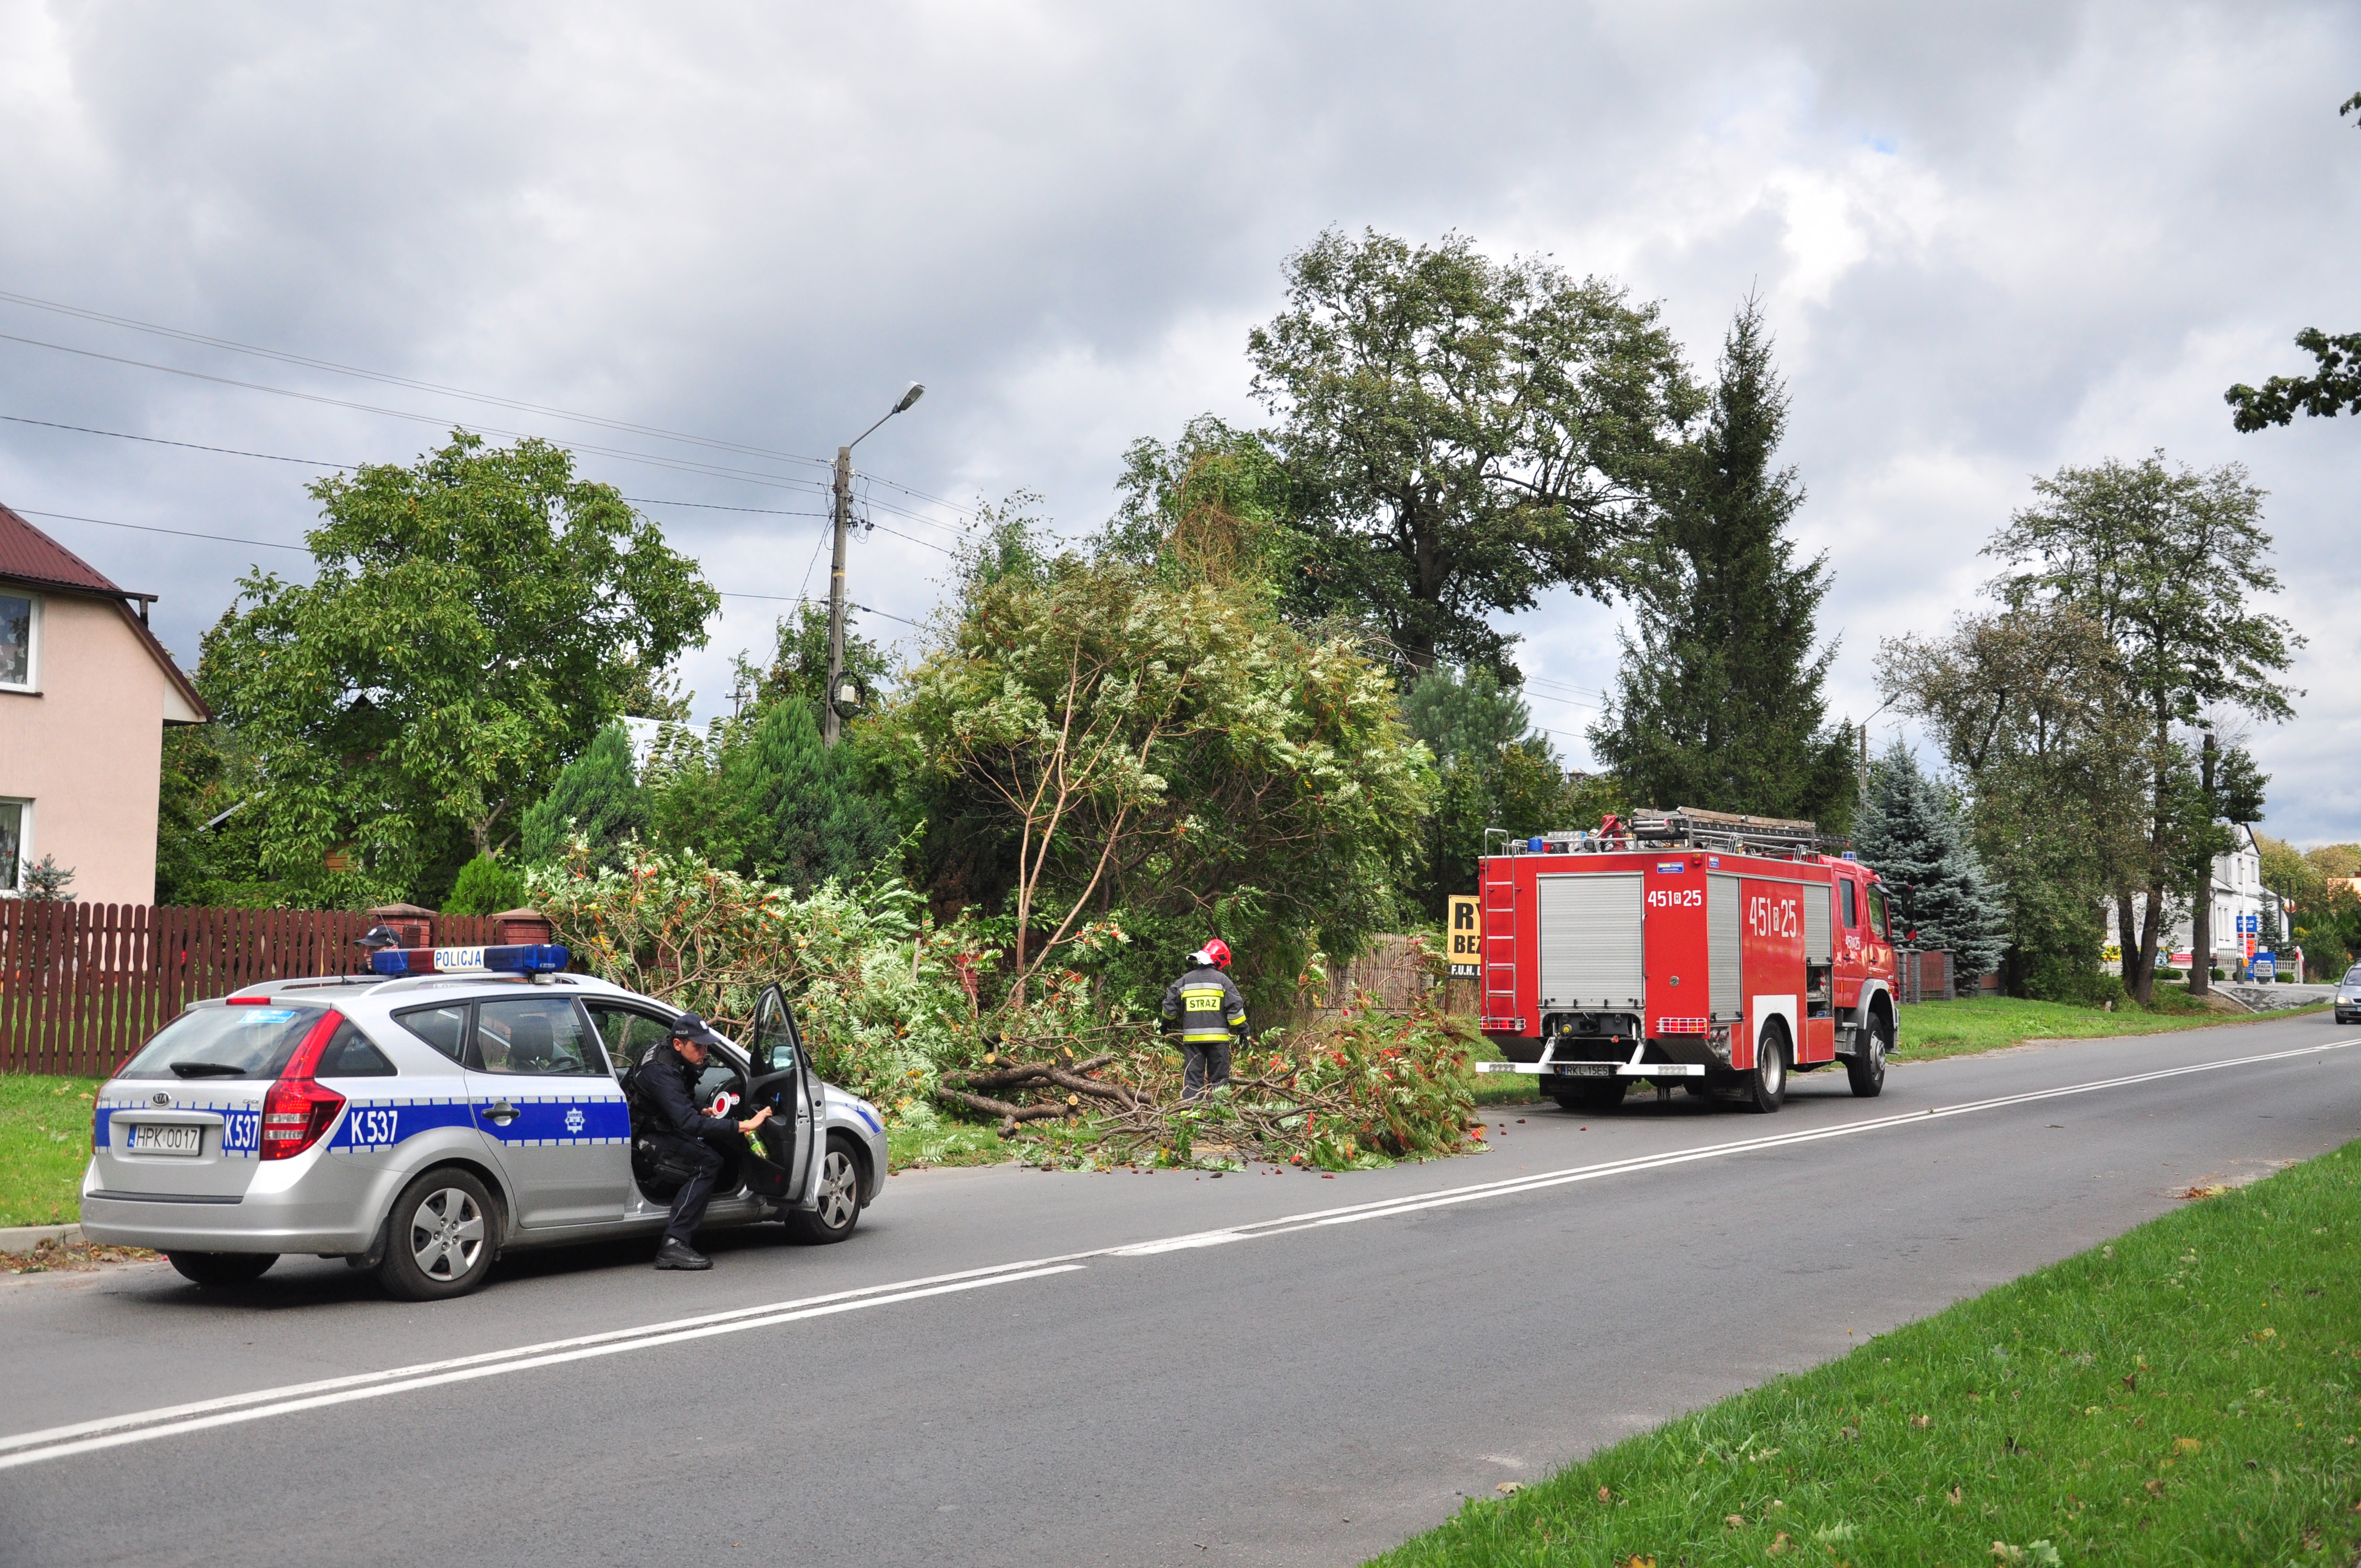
[0,1075,100,1228]
[1899,995,2330,1062]
[885,1114,1015,1173]
[1369,1139,2361,1566]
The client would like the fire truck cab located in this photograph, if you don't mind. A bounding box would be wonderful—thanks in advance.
[1475,808,1900,1114]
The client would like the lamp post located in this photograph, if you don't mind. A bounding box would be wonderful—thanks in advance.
[824,382,924,747]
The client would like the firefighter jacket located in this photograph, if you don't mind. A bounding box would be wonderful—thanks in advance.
[1161,965,1247,1044]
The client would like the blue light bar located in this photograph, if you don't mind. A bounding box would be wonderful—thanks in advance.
[371,943,572,978]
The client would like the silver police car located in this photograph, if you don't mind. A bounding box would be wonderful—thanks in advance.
[2338,964,2361,1026]
[79,956,888,1300]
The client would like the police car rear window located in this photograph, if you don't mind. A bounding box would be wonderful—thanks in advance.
[117,1005,322,1081]
[394,1004,470,1064]
[315,1023,398,1077]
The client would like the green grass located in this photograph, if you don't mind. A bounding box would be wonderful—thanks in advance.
[1369,1140,2361,1567]
[1898,995,2329,1062]
[0,1075,101,1227]
[1468,1033,1546,1108]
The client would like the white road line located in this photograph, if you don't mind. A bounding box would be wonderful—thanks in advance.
[6,1032,2351,1469]
[0,1265,1084,1472]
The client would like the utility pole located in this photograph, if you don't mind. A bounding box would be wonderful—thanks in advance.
[824,444,853,747]
[822,382,925,749]
[2190,727,2216,998]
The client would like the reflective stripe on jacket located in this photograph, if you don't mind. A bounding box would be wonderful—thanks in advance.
[1161,965,1246,1043]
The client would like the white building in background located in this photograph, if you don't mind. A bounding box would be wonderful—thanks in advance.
[2104,823,2288,976]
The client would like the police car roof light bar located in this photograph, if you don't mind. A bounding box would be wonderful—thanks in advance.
[369,943,572,978]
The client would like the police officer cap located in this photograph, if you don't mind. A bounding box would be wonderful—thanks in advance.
[669,1013,727,1046]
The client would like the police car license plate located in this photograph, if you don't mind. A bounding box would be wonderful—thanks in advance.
[1553,1063,1614,1077]
[129,1124,202,1156]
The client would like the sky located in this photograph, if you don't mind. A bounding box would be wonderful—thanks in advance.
[0,1,2354,841]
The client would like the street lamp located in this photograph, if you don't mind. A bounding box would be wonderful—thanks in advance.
[825,382,925,747]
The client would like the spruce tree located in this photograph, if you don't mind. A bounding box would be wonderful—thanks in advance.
[1854,744,2007,977]
[1588,297,1854,827]
[738,698,899,891]
[520,722,646,867]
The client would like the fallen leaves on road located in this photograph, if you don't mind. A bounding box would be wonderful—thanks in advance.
[2,1238,156,1274]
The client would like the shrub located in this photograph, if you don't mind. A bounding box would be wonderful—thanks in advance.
[443,853,525,916]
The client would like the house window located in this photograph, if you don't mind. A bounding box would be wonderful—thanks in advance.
[0,593,36,690]
[0,800,26,892]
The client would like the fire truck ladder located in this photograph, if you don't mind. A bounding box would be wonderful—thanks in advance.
[1481,854,1521,1034]
[1630,806,1823,859]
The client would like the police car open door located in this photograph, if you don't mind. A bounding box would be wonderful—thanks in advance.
[744,984,815,1202]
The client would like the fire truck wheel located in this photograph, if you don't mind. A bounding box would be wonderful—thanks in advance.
[1551,1079,1626,1113]
[1846,1013,1890,1098]
[1741,1027,1789,1113]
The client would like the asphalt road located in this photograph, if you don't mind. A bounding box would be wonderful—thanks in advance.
[4,1013,2357,1567]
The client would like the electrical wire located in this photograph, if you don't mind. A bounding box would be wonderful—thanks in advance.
[0,331,972,536]
[0,411,954,552]
[8,504,926,625]
[0,287,970,515]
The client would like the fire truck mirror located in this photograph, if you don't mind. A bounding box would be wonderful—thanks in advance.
[1446,895,1482,978]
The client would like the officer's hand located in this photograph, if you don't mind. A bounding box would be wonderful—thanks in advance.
[738,1106,774,1134]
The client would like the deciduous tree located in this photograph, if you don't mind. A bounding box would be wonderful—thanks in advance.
[1247,227,1697,676]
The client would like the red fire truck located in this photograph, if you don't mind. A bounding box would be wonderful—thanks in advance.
[1474,807,1901,1114]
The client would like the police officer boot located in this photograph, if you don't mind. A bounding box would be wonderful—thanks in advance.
[654,1237,712,1271]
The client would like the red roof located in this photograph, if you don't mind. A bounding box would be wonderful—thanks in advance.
[0,501,210,722]
[0,502,130,595]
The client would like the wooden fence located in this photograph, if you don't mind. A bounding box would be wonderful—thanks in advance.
[0,903,501,1078]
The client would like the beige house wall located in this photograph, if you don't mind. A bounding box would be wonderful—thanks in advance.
[0,590,200,906]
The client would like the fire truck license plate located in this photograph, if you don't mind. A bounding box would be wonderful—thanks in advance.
[1554,1063,1613,1077]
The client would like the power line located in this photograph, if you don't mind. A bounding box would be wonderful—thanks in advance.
[0,331,977,532]
[0,410,954,552]
[0,287,971,516]
[10,505,930,624]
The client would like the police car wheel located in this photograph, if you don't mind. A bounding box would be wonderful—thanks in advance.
[167,1251,278,1287]
[783,1137,863,1245]
[377,1169,498,1301]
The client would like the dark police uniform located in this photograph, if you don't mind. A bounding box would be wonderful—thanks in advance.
[1160,963,1246,1097]
[636,1044,739,1248]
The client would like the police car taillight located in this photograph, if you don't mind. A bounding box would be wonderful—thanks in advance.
[369,943,571,978]
[260,1011,346,1161]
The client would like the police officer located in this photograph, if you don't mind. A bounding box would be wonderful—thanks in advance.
[639,1014,773,1272]
[1161,939,1246,1098]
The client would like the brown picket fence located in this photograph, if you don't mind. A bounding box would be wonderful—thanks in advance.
[0,903,502,1078]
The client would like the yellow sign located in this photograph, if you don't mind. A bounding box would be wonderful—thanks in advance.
[1447,895,1482,978]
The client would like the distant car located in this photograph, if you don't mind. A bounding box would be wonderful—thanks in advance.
[2338,965,2361,1026]
[78,954,886,1300]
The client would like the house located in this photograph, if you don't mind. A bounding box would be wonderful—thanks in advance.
[2103,821,2281,978]
[0,504,208,904]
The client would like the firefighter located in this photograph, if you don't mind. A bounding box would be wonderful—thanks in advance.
[1161,939,1246,1098]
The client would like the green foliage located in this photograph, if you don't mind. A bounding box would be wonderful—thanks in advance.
[1983,452,2298,1003]
[1591,297,1854,830]
[528,845,984,1118]
[1247,227,1698,674]
[751,601,890,715]
[1369,1142,2361,1568]
[1879,606,2147,1002]
[442,853,525,916]
[1105,413,1299,590]
[197,431,718,891]
[1854,745,2007,977]
[890,502,1434,1016]
[520,722,648,868]
[1402,665,1620,916]
[2224,93,2360,431]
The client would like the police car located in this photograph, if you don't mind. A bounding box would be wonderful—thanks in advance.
[78,943,889,1300]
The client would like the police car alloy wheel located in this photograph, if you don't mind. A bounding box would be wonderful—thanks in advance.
[785,1137,862,1244]
[378,1169,497,1300]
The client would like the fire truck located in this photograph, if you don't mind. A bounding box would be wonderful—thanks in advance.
[1473,807,1901,1114]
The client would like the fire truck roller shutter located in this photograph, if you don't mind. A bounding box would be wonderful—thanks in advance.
[1805,882,1832,966]
[1536,873,1644,1011]
[1708,874,1742,1020]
